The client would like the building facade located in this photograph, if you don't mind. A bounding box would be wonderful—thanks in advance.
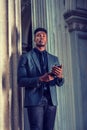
[0,0,87,130]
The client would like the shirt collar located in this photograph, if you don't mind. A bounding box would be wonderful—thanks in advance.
[34,47,47,55]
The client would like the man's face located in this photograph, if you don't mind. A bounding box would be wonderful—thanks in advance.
[34,31,47,47]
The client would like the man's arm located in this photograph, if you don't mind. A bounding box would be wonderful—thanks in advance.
[38,72,64,87]
[17,55,41,88]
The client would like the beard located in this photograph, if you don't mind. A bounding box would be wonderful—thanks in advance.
[36,42,46,47]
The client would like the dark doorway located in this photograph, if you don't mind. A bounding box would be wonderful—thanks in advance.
[21,1,32,130]
[21,0,32,53]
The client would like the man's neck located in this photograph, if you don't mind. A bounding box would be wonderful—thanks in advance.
[35,46,46,52]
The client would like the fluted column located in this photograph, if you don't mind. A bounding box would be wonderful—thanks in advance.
[31,0,47,39]
[8,0,22,130]
[0,0,22,129]
[45,0,76,130]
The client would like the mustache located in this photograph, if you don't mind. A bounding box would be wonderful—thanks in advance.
[36,44,45,47]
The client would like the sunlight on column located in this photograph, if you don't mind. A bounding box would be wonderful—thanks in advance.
[0,89,4,130]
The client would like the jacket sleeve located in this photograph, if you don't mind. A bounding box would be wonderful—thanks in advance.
[47,77,64,87]
[55,77,64,87]
[17,54,40,88]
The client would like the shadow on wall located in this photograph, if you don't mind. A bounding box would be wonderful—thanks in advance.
[9,26,23,130]
[8,25,30,130]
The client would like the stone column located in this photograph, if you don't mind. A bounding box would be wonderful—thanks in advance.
[0,0,9,130]
[0,0,22,130]
[8,0,22,130]
[31,0,47,38]
[64,10,87,130]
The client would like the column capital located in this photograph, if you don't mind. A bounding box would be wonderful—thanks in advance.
[64,10,87,32]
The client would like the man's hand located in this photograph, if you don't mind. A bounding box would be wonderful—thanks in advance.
[39,73,54,82]
[51,65,63,78]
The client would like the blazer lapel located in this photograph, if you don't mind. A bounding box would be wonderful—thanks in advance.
[31,50,54,74]
[47,53,54,73]
[31,50,41,73]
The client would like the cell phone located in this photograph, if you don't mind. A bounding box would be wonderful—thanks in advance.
[48,64,62,77]
[57,64,62,68]
[53,64,62,68]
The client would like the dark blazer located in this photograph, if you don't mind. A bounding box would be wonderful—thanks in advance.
[18,48,64,107]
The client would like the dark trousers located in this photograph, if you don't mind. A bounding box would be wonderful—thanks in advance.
[27,105,57,130]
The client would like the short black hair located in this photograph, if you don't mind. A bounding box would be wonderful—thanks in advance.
[34,27,47,35]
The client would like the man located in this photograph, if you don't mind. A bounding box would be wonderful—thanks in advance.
[18,27,64,130]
